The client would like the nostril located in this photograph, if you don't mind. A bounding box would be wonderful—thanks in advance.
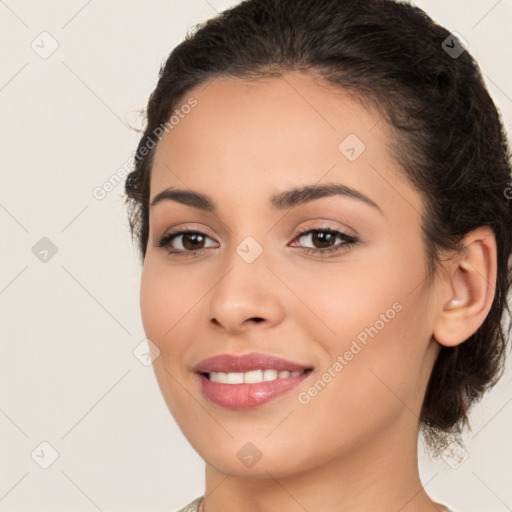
[250,317,264,323]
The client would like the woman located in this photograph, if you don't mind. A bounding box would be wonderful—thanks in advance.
[124,0,512,510]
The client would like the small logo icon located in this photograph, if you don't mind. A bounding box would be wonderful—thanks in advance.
[31,31,59,59]
[442,32,468,59]
[133,338,161,366]
[236,236,263,264]
[31,441,59,469]
[236,442,263,468]
[441,441,469,469]
[32,237,58,263]
[338,134,366,161]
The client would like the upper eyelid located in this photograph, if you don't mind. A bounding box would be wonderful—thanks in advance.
[295,226,351,236]
[159,224,217,240]
[154,212,358,237]
[164,225,349,237]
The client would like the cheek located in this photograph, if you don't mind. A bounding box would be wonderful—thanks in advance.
[139,262,201,420]
[279,254,404,346]
[292,302,432,460]
[326,290,432,426]
[140,266,168,342]
[140,260,200,344]
[303,239,428,348]
[287,245,432,408]
[139,262,195,390]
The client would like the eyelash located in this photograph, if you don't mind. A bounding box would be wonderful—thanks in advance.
[155,226,358,258]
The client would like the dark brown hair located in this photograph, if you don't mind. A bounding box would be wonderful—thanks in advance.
[124,0,512,452]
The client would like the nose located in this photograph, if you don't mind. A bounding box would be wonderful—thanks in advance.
[204,252,286,335]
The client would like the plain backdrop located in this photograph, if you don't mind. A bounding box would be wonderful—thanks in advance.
[0,1,511,511]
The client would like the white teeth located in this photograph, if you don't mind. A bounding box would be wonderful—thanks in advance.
[243,370,263,384]
[263,369,278,381]
[209,371,227,383]
[226,372,244,384]
[208,369,304,384]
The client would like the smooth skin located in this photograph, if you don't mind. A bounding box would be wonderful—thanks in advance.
[140,71,497,512]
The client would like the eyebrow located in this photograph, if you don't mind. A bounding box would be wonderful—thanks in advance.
[149,183,382,213]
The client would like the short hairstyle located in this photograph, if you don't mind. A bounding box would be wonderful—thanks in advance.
[124,0,512,453]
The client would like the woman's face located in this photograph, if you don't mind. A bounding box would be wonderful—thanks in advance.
[140,72,441,477]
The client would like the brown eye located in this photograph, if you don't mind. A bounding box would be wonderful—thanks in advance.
[181,233,206,250]
[156,230,219,255]
[291,228,358,255]
[310,231,337,249]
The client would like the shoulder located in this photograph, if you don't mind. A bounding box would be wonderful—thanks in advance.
[175,496,203,512]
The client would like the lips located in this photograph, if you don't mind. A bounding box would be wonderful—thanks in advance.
[194,353,311,373]
[194,353,313,409]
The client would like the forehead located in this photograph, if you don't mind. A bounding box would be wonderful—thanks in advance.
[152,72,383,169]
[149,71,420,216]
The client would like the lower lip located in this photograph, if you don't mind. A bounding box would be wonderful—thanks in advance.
[198,371,311,409]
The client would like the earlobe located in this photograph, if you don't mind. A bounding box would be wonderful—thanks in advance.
[433,226,497,347]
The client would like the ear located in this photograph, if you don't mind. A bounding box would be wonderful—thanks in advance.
[433,226,497,347]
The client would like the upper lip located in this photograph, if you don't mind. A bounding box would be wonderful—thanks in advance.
[194,353,313,373]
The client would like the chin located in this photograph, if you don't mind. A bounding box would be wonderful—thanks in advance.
[188,430,317,479]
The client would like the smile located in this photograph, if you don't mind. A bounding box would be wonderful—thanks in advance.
[194,353,314,409]
[208,369,305,384]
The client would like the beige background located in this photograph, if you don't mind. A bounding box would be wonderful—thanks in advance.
[0,1,511,511]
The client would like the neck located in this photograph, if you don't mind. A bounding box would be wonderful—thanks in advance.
[201,414,444,512]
